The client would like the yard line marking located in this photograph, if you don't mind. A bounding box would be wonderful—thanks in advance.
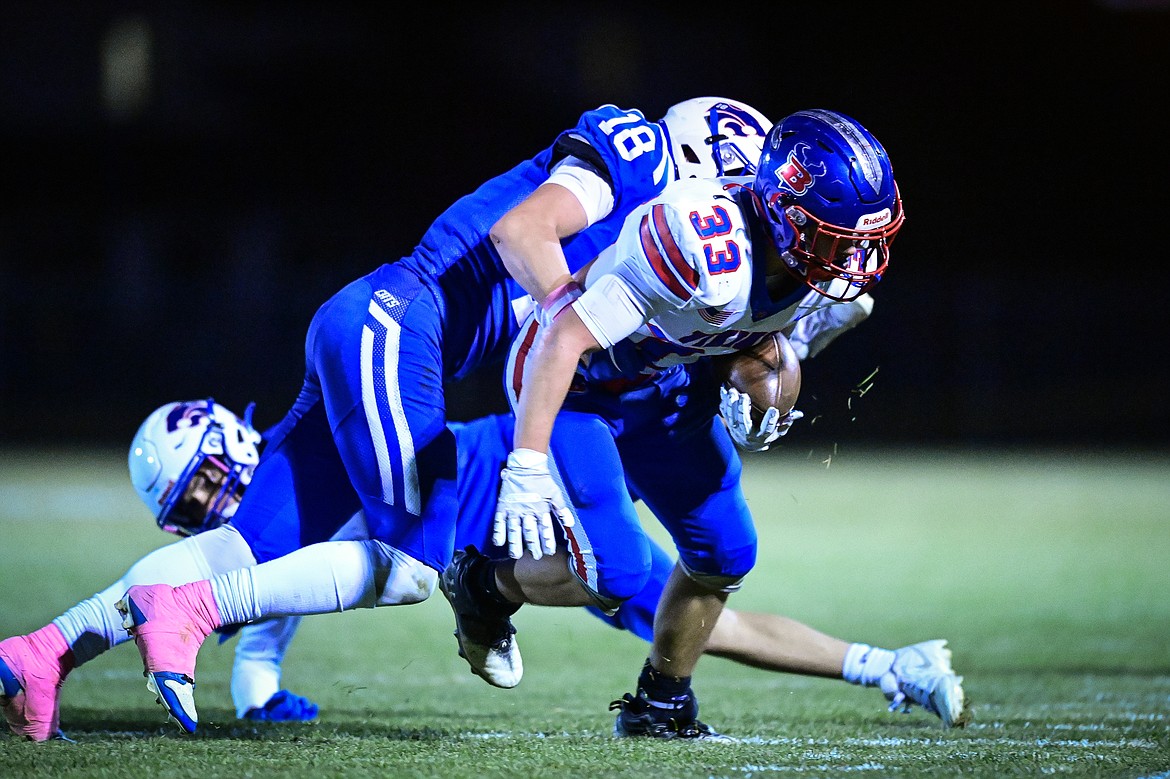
[464,732,1159,750]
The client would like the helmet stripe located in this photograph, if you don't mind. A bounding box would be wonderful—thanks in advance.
[797,109,885,189]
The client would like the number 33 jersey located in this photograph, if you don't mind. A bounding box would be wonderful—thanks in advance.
[569,177,840,383]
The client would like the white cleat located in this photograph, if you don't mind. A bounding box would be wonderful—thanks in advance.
[880,639,971,728]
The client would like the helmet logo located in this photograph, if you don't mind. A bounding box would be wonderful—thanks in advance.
[856,209,892,229]
[775,143,825,196]
[166,402,211,433]
[710,102,767,140]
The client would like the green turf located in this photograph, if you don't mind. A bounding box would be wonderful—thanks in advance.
[1,446,1168,777]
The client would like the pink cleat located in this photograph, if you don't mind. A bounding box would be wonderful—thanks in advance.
[115,581,222,734]
[0,625,75,742]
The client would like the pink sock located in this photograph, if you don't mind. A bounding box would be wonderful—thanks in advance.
[25,623,76,680]
[174,580,225,636]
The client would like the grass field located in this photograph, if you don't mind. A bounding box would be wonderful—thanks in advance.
[1,445,1168,777]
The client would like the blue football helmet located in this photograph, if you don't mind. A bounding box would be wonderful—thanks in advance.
[128,398,261,536]
[752,109,904,302]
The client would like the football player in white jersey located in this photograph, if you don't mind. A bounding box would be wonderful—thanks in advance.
[442,109,966,739]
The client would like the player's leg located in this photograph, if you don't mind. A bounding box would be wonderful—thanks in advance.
[592,546,844,679]
[707,608,967,727]
[441,410,652,687]
[229,617,319,722]
[0,522,256,742]
[611,398,752,740]
[226,508,372,722]
[117,271,452,732]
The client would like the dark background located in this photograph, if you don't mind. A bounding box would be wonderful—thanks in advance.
[2,1,1168,450]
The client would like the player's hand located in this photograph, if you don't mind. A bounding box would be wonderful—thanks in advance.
[719,385,803,452]
[492,449,575,560]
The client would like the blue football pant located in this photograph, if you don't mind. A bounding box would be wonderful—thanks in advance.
[232,265,457,574]
[450,396,754,637]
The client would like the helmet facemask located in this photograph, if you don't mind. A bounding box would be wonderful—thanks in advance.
[130,398,261,537]
[765,187,904,304]
[158,425,252,536]
[752,109,904,304]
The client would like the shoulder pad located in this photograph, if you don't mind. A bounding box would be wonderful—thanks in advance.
[635,179,751,308]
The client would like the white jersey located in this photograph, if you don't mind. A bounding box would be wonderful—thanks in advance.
[569,177,844,380]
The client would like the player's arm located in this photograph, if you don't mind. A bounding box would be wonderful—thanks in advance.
[784,293,875,360]
[495,198,684,560]
[491,157,616,305]
[512,306,602,454]
[491,183,586,304]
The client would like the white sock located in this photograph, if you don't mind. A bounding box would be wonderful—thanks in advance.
[231,617,300,717]
[842,643,896,687]
[52,528,245,665]
[210,539,382,626]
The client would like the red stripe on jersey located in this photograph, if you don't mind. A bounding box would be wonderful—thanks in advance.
[510,320,541,402]
[639,213,691,302]
[564,524,589,581]
[653,204,699,291]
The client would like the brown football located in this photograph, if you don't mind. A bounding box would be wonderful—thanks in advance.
[712,331,802,425]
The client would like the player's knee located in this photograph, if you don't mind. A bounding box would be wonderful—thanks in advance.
[589,534,654,612]
[369,541,438,606]
[678,540,757,594]
[595,563,652,608]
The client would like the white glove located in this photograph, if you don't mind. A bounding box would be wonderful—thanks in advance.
[719,385,804,452]
[492,449,575,560]
[788,293,875,360]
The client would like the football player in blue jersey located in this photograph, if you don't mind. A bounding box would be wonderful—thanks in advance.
[1,393,958,738]
[458,109,968,739]
[0,97,778,740]
[182,402,966,729]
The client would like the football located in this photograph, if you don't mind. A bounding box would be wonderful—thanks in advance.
[712,331,802,425]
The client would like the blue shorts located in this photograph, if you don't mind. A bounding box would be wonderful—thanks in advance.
[558,362,757,591]
[231,264,458,573]
[467,361,757,607]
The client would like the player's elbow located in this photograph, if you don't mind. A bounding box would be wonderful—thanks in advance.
[488,209,522,256]
[544,307,601,360]
[490,209,546,276]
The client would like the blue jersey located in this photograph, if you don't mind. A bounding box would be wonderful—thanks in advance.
[395,104,674,379]
[232,104,680,574]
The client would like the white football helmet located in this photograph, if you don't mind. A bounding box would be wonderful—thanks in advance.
[128,399,262,536]
[659,97,773,180]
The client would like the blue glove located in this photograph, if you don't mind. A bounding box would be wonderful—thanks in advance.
[243,689,320,722]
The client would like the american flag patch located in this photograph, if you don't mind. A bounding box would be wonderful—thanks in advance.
[699,307,733,325]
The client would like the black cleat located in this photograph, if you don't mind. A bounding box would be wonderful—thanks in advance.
[610,691,734,742]
[438,546,523,688]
